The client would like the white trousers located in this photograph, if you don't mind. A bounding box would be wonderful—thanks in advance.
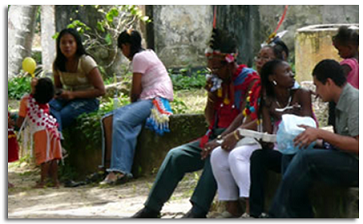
[210,143,261,201]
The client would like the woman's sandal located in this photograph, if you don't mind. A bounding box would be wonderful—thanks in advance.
[100,172,129,185]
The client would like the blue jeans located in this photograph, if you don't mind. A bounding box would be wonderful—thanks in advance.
[269,149,358,218]
[101,100,153,177]
[49,98,99,132]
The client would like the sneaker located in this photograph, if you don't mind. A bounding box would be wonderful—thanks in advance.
[215,211,239,218]
[240,212,252,218]
[259,213,269,218]
[182,209,207,218]
[132,207,160,218]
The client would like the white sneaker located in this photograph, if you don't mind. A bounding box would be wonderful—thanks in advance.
[240,212,252,218]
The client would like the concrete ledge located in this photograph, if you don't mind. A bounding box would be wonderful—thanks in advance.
[62,114,207,178]
[263,171,358,218]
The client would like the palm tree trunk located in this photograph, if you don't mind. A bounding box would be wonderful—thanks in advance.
[8,5,38,79]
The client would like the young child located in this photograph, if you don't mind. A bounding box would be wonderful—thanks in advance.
[8,111,19,188]
[332,25,359,89]
[16,77,62,188]
[329,26,359,129]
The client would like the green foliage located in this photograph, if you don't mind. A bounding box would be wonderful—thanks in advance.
[8,76,32,100]
[71,93,130,147]
[60,5,150,51]
[67,19,91,35]
[170,74,206,91]
[170,97,188,114]
[169,68,208,91]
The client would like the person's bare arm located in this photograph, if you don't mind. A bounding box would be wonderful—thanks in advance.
[341,64,352,77]
[204,92,217,126]
[130,73,142,103]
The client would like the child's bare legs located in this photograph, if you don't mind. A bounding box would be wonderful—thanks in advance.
[50,160,60,188]
[34,162,50,188]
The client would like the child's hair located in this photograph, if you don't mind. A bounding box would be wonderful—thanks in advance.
[312,59,346,87]
[209,28,237,54]
[332,26,359,47]
[117,29,144,58]
[33,78,55,104]
[272,38,289,60]
[260,59,285,98]
[53,28,87,72]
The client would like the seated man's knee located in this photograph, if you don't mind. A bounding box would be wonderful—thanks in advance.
[166,147,183,160]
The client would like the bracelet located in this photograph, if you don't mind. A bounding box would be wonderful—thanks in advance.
[217,135,223,140]
[233,130,240,141]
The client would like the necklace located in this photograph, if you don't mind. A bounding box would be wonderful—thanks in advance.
[275,94,292,109]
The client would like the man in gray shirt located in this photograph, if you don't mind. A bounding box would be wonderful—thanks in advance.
[268,59,359,218]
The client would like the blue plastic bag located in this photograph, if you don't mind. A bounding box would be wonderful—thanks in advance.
[276,114,317,155]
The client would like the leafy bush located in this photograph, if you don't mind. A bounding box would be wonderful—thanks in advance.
[8,76,32,100]
[170,74,206,90]
[169,68,208,91]
[170,96,188,114]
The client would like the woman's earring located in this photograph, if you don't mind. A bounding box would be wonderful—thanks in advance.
[272,80,277,85]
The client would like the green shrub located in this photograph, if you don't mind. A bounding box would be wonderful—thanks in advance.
[170,96,188,114]
[169,68,208,91]
[8,76,32,100]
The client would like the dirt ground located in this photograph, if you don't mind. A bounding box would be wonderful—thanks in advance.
[7,162,200,219]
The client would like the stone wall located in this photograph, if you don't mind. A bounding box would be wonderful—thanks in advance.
[295,24,359,82]
[258,5,359,63]
[152,5,213,68]
[149,5,358,71]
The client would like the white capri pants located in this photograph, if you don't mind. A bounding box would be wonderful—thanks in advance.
[210,143,261,201]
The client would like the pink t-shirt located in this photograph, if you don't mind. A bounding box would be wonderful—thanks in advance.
[341,58,359,89]
[132,50,174,101]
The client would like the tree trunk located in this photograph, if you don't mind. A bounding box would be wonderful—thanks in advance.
[41,5,56,75]
[215,5,260,67]
[8,5,38,80]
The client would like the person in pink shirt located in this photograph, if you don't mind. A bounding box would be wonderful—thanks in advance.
[100,29,174,185]
[333,26,359,89]
[329,26,359,130]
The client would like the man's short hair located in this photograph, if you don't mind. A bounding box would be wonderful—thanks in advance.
[312,59,346,87]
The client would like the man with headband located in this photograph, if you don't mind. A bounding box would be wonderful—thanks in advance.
[132,29,259,218]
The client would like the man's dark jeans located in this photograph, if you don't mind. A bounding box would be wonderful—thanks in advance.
[269,149,358,218]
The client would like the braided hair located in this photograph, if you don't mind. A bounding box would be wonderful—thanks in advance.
[209,28,238,54]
